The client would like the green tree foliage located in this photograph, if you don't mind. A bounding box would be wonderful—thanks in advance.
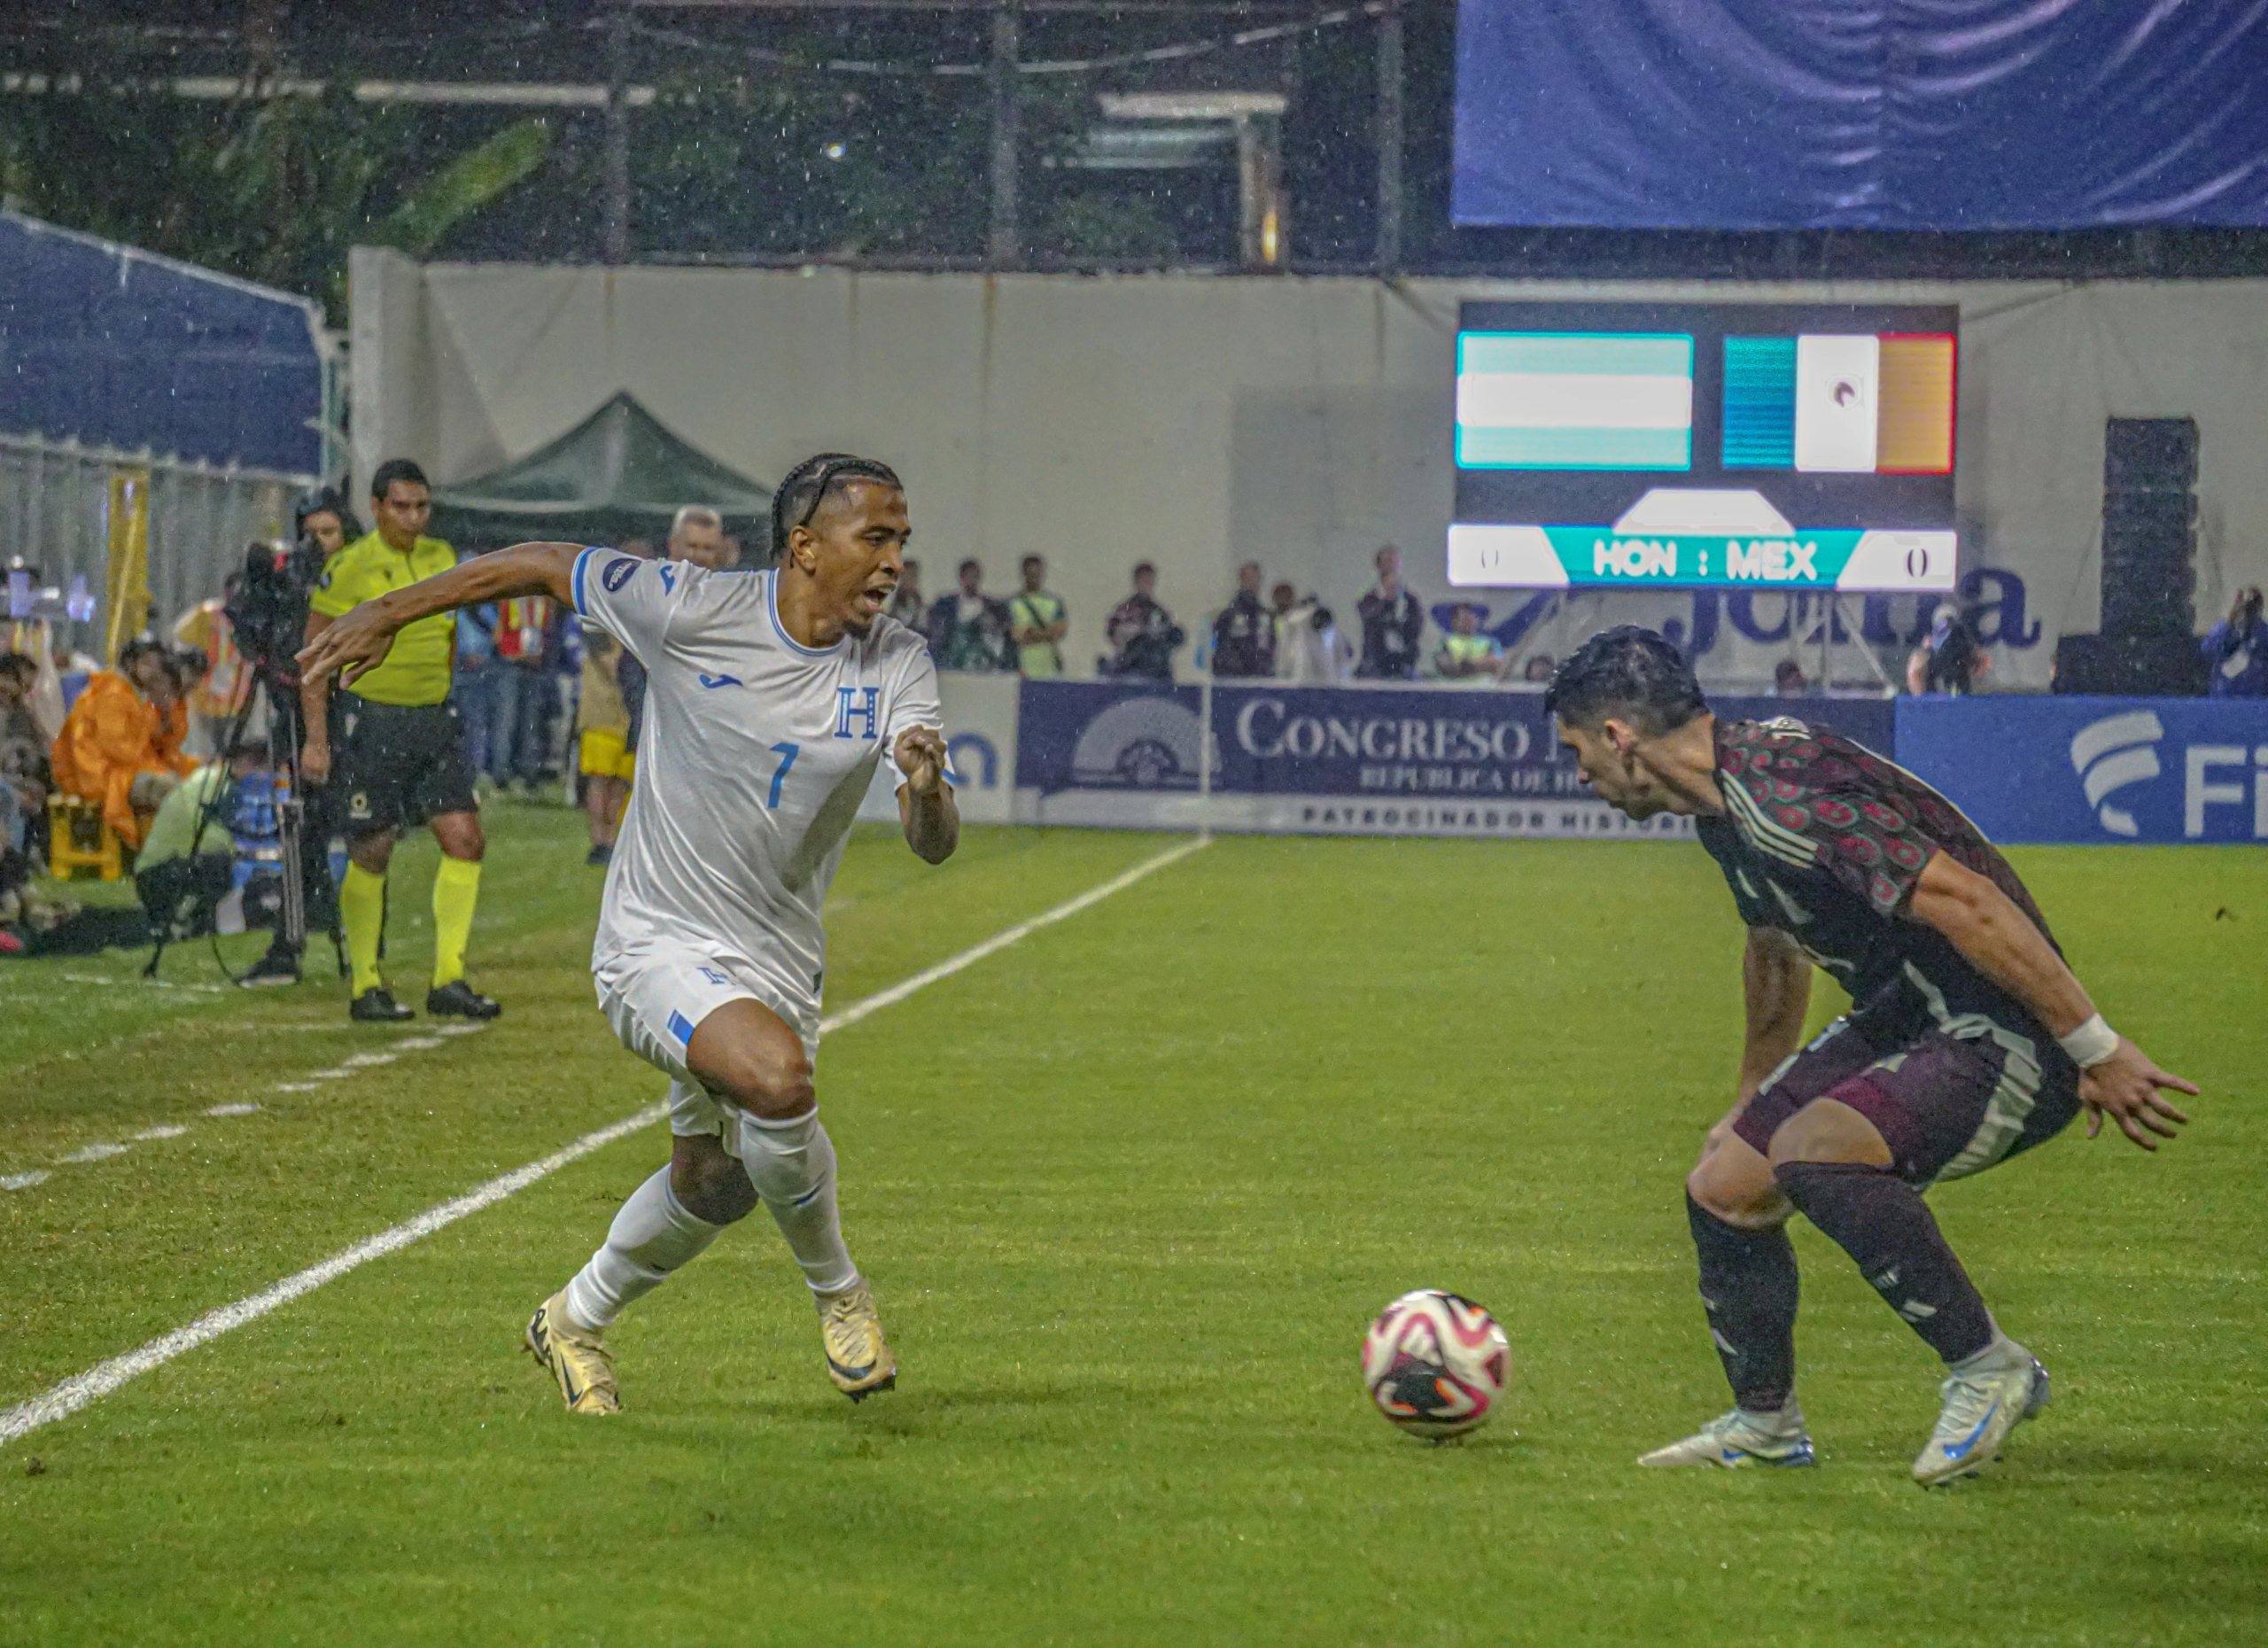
[0,83,550,322]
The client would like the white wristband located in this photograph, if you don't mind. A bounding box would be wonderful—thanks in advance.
[2058,1014,2119,1069]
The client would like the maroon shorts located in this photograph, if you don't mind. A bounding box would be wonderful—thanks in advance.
[1733,1015,2081,1187]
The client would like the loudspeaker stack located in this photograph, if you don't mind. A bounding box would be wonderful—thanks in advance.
[2054,417,2208,695]
[2099,417,2198,638]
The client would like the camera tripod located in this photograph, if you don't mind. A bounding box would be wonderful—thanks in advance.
[145,668,346,983]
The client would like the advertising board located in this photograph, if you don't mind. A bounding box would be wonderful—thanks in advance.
[1015,681,1894,840]
[1896,696,2268,844]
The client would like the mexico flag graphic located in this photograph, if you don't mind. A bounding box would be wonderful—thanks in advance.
[1455,332,1696,471]
[1722,333,1955,474]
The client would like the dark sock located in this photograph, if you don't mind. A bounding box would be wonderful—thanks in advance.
[1774,1161,1995,1364]
[1685,1193,1799,1412]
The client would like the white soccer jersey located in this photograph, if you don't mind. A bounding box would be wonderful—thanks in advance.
[569,549,943,1012]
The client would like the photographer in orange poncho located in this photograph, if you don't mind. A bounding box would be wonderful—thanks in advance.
[49,638,196,851]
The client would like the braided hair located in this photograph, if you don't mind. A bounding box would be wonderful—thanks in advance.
[769,453,904,567]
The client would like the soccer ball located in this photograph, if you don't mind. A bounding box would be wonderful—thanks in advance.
[1361,1289,1511,1441]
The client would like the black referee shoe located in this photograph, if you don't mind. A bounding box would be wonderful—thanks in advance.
[350,987,415,1023]
[427,980,502,1020]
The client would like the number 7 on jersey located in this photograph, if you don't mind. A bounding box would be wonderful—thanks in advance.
[766,742,800,809]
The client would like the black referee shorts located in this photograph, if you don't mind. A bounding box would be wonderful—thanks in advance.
[330,696,478,835]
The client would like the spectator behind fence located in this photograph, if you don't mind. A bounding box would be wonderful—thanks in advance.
[1101,562,1184,680]
[491,587,563,792]
[295,486,357,566]
[4,609,67,744]
[1522,653,1556,684]
[2201,585,2266,697]
[451,566,501,781]
[1434,602,1510,683]
[1356,545,1425,680]
[1211,562,1276,678]
[48,636,196,850]
[172,577,250,757]
[1775,658,1809,697]
[1274,587,1355,684]
[668,505,736,571]
[928,559,1014,671]
[1007,555,1068,678]
[888,556,927,630]
[1907,609,1988,695]
[0,651,49,854]
[578,622,637,868]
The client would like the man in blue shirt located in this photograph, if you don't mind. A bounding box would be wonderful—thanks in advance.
[2201,586,2266,697]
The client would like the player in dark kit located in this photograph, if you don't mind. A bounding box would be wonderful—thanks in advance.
[1545,627,2196,1486]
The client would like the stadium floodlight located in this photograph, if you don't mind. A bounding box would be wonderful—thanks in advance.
[1097,92,1288,120]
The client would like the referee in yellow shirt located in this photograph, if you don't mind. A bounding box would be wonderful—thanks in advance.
[300,458,500,1023]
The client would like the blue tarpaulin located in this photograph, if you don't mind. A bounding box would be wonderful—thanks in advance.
[1454,0,2268,230]
[0,211,325,473]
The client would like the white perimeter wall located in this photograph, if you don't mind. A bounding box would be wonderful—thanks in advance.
[352,251,2268,690]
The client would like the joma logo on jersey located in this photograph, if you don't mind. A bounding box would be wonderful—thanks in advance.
[834,686,880,739]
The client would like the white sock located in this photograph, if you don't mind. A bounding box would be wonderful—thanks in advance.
[1950,1327,2027,1375]
[562,1165,724,1330]
[737,1108,859,1294]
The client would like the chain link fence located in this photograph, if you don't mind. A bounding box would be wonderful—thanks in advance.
[1,431,310,656]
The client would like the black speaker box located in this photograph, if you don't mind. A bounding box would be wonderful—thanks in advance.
[2101,596,2195,639]
[2101,491,2199,533]
[2100,555,2196,593]
[2101,524,2196,565]
[2053,633,2207,696]
[2103,417,2199,489]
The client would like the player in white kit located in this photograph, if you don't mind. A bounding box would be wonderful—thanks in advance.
[299,455,956,1411]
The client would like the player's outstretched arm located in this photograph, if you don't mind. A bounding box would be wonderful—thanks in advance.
[1907,853,2197,1150]
[894,726,958,865]
[1738,926,1813,1104]
[297,541,583,693]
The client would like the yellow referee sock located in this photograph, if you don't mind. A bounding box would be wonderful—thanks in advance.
[340,863,386,997]
[431,856,482,989]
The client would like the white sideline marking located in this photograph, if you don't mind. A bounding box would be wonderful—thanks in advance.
[0,836,1206,1445]
[821,835,1211,1037]
[60,973,227,995]
[11,1004,502,1195]
[58,1143,129,1163]
[0,1104,667,1447]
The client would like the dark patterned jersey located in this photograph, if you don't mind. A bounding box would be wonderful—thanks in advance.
[1695,717,2060,1041]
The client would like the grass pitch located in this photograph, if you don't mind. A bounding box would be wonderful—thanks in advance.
[0,806,2262,1646]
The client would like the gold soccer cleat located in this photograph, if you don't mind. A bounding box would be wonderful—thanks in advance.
[816,1279,897,1402]
[524,1291,620,1415]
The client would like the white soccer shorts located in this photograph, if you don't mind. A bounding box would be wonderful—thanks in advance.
[594,944,822,1141]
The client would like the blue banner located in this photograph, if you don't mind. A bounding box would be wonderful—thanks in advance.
[1017,680,1892,839]
[1897,696,2268,845]
[1453,2,2268,231]
[0,211,325,473]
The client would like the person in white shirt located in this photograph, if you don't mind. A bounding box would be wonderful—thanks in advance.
[1270,583,1356,685]
[300,453,955,1414]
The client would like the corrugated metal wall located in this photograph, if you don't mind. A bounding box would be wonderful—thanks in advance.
[0,432,306,654]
